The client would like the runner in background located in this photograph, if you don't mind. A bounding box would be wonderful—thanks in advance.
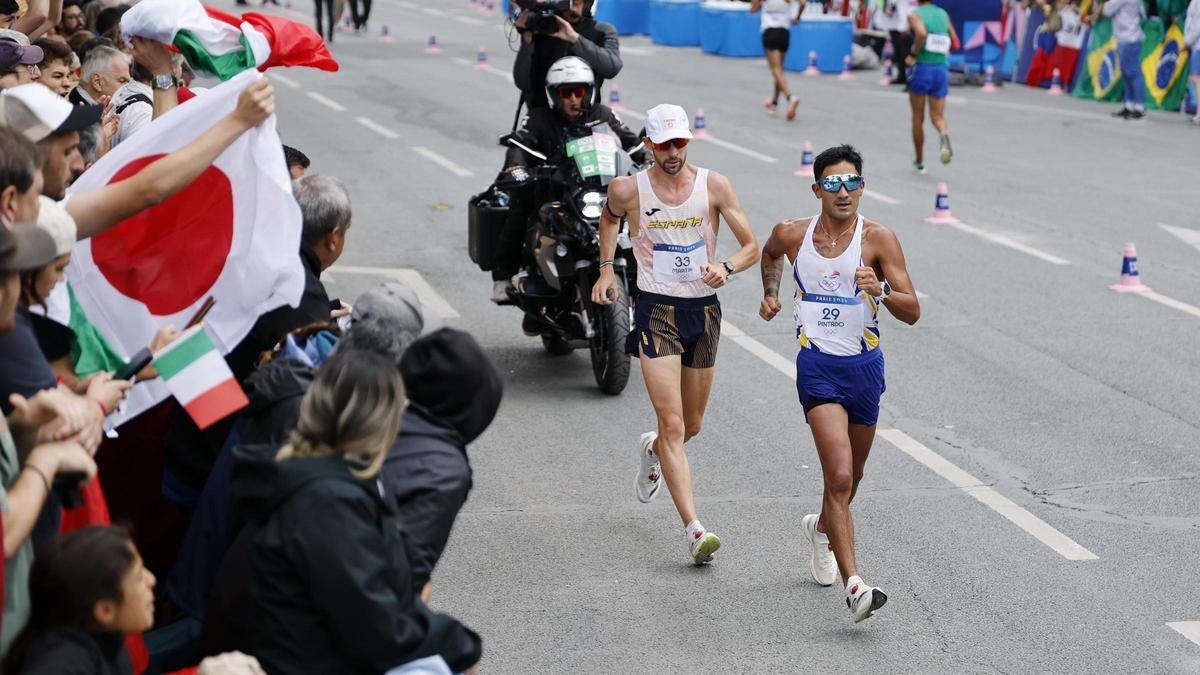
[751,0,806,120]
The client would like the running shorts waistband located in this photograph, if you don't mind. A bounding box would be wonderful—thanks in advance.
[636,292,719,309]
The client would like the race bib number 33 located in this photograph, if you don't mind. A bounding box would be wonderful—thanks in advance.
[653,240,708,283]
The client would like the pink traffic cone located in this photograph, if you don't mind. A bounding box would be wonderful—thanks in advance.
[425,34,441,54]
[475,46,489,70]
[838,55,854,81]
[693,107,710,138]
[793,140,815,177]
[879,59,893,86]
[380,25,393,43]
[804,51,820,77]
[924,182,960,224]
[1048,68,1064,95]
[1109,243,1151,293]
[609,84,622,111]
[982,65,998,93]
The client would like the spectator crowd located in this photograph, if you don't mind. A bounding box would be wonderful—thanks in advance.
[0,1,501,673]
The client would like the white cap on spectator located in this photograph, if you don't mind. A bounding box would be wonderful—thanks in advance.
[35,196,77,257]
[643,104,693,144]
[0,83,102,143]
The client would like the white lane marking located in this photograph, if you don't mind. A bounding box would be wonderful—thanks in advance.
[451,56,472,67]
[698,136,779,163]
[479,64,514,84]
[1160,223,1200,254]
[1167,622,1200,648]
[355,116,400,140]
[877,429,1099,561]
[863,189,901,205]
[945,221,1071,266]
[621,46,656,56]
[411,145,474,177]
[453,15,485,25]
[916,290,930,299]
[422,6,445,15]
[267,72,300,89]
[720,321,794,378]
[329,266,461,318]
[393,0,418,7]
[1139,291,1200,319]
[307,92,347,112]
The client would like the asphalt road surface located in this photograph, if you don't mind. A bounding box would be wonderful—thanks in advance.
[247,1,1200,671]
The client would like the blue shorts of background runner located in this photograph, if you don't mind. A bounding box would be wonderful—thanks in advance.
[1191,53,1200,77]
[795,347,886,426]
[909,63,949,98]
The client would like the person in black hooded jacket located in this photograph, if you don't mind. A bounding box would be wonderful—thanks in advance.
[207,351,482,675]
[384,328,504,601]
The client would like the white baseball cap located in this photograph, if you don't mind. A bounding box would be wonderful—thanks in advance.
[0,83,102,143]
[644,104,692,144]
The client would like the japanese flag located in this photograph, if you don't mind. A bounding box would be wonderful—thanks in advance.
[64,69,304,427]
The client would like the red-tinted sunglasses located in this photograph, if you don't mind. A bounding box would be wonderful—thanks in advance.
[556,85,588,100]
[649,138,690,151]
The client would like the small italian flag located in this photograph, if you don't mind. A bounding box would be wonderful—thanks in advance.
[152,325,249,429]
[122,0,338,81]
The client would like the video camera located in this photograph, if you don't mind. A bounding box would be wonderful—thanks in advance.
[515,0,573,35]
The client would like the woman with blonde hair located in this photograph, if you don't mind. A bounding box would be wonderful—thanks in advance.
[212,351,482,675]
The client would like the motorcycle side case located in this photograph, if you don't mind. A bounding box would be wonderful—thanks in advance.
[468,189,510,272]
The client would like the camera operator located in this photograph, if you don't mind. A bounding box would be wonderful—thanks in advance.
[512,0,622,111]
[490,57,645,305]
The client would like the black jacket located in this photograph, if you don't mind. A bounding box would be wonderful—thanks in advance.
[10,628,132,675]
[239,356,314,448]
[163,245,329,493]
[384,328,503,592]
[515,17,622,109]
[215,445,482,675]
[505,103,643,168]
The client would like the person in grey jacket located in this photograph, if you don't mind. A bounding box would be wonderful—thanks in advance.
[512,0,622,111]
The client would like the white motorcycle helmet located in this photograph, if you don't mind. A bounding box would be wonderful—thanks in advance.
[544,56,597,111]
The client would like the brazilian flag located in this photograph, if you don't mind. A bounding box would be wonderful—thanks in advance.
[1072,12,1192,110]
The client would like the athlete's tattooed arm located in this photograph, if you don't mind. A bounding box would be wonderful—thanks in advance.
[759,220,802,321]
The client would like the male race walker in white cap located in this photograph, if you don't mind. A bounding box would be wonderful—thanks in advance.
[592,104,759,564]
[759,144,920,622]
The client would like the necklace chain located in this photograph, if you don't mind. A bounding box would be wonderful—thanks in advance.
[819,216,853,253]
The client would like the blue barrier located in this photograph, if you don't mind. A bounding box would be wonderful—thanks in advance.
[783,17,853,73]
[650,0,701,47]
[595,0,651,36]
[699,1,763,58]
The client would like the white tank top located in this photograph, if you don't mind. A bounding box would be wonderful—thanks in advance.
[792,214,881,356]
[761,0,794,31]
[632,167,717,298]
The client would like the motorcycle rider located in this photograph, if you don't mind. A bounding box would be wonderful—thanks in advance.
[512,0,622,111]
[491,55,645,306]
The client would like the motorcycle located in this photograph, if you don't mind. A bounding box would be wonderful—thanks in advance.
[468,122,642,395]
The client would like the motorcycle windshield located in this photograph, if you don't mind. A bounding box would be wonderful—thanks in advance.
[565,132,621,187]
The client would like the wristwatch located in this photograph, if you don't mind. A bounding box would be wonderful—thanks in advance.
[874,280,892,305]
[152,74,177,91]
[722,260,735,276]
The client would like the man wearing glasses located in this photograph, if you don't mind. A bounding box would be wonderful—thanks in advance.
[758,144,920,622]
[592,104,759,566]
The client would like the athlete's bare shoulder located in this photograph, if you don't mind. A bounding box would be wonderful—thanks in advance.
[705,169,737,198]
[861,218,900,247]
[606,174,638,209]
[764,216,811,258]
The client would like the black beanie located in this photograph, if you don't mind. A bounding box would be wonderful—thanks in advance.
[399,328,503,445]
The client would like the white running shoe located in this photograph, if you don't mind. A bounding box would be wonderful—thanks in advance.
[846,581,888,623]
[800,514,837,586]
[634,432,662,503]
[690,530,721,564]
[490,280,511,304]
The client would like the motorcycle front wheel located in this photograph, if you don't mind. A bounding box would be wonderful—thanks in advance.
[590,277,631,395]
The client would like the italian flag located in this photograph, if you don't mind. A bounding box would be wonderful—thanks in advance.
[122,0,338,81]
[153,325,249,429]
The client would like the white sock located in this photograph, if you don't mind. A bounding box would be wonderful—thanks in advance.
[845,575,864,597]
[685,520,705,540]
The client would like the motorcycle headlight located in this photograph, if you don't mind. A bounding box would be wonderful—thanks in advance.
[580,191,603,219]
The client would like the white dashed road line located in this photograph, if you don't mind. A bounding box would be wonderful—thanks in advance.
[1160,223,1200,254]
[862,189,901,205]
[329,266,461,318]
[453,15,485,26]
[614,108,777,163]
[1139,291,1200,320]
[877,429,1099,561]
[422,6,446,15]
[412,146,474,178]
[355,116,400,140]
[267,72,300,89]
[719,321,795,378]
[943,220,1071,266]
[307,92,347,112]
[1167,622,1200,649]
